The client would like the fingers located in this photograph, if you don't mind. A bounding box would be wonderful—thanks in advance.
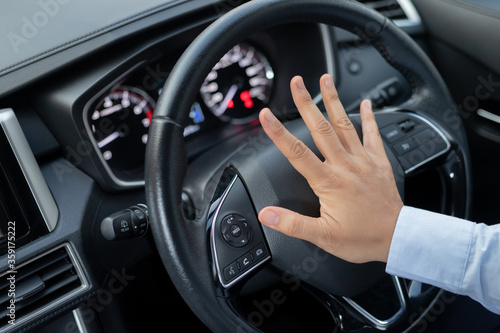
[319,74,364,155]
[289,77,345,161]
[258,206,328,244]
[359,99,386,157]
[259,108,325,180]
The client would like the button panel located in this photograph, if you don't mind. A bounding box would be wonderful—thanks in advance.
[223,244,268,283]
[209,171,271,288]
[221,214,252,248]
[379,114,450,173]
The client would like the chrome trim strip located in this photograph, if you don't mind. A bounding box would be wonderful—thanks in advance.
[313,24,336,105]
[0,243,90,333]
[395,0,422,25]
[477,108,500,124]
[394,0,423,29]
[402,289,445,333]
[210,174,271,289]
[73,308,88,333]
[0,108,59,231]
[343,276,407,331]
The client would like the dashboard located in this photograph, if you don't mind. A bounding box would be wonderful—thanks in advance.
[7,0,500,332]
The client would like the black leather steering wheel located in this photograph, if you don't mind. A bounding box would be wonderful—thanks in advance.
[145,0,471,332]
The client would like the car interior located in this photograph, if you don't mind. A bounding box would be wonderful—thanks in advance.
[0,0,500,332]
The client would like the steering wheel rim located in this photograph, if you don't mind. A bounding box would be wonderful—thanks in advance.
[145,0,471,332]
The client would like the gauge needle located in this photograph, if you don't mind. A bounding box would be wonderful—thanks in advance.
[98,131,120,148]
[100,104,123,117]
[214,84,238,117]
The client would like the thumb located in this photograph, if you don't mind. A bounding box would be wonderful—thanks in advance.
[258,206,323,243]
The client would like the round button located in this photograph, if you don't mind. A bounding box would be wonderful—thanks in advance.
[230,224,242,237]
[221,214,252,248]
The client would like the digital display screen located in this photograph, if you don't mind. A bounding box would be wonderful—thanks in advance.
[0,121,49,254]
[0,163,31,249]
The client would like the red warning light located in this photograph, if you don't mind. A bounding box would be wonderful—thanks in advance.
[240,91,253,109]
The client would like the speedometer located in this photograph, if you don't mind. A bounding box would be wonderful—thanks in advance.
[200,43,274,122]
[89,86,155,176]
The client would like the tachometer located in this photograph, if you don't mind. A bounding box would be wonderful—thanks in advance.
[89,86,155,175]
[200,43,274,122]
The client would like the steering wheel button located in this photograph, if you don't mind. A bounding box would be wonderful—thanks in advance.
[237,254,253,271]
[392,139,417,156]
[230,224,242,237]
[400,148,428,170]
[416,138,447,160]
[380,125,405,143]
[251,244,267,260]
[223,263,240,282]
[413,129,437,145]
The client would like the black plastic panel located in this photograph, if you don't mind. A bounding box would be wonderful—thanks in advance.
[209,168,271,288]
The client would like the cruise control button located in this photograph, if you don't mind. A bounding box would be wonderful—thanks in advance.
[412,129,437,145]
[399,148,427,170]
[380,125,405,143]
[420,137,448,157]
[392,139,416,156]
[224,262,239,282]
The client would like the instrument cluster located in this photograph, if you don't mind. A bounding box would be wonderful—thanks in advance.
[86,42,275,182]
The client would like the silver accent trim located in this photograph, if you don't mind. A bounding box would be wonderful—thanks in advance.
[82,84,150,189]
[394,0,423,29]
[210,174,271,289]
[73,308,88,333]
[402,289,445,333]
[0,108,59,231]
[343,276,407,331]
[313,24,336,105]
[0,243,90,333]
[477,108,500,124]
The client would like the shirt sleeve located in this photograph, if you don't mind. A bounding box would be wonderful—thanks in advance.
[386,206,500,315]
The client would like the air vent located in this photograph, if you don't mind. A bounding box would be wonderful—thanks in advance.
[358,0,408,20]
[0,244,88,330]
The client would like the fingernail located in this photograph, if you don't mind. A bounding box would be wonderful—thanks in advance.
[262,108,276,123]
[296,77,306,91]
[324,74,334,88]
[260,209,280,227]
[365,99,372,110]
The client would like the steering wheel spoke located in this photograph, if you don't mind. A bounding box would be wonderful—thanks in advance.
[208,167,272,292]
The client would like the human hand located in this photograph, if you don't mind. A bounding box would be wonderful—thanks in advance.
[258,74,403,263]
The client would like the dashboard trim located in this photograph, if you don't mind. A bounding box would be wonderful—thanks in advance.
[0,243,90,333]
[82,62,149,189]
[0,108,59,232]
[394,0,424,31]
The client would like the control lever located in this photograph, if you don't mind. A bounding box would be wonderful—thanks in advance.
[345,77,406,112]
[100,204,149,240]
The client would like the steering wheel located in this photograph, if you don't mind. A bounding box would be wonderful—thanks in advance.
[145,0,471,332]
